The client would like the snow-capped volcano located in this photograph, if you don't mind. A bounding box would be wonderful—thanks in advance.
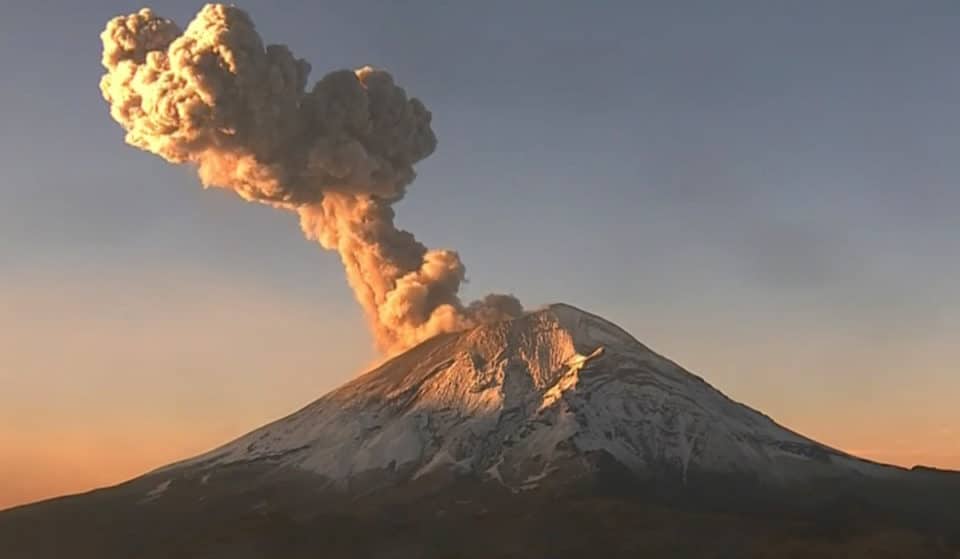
[5,304,957,559]
[168,303,901,489]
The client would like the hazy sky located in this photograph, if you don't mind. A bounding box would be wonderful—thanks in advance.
[1,0,958,509]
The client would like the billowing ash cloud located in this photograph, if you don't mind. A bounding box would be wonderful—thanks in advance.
[99,4,522,353]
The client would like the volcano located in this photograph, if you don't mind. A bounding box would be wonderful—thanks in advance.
[164,303,903,488]
[2,304,958,558]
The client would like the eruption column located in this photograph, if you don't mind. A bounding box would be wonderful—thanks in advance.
[99,4,521,353]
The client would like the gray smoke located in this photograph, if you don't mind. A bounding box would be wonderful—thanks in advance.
[99,4,522,353]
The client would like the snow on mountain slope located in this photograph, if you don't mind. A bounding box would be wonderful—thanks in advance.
[167,303,904,489]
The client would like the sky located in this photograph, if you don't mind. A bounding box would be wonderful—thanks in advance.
[1,0,958,509]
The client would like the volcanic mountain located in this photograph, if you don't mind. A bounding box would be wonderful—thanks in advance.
[2,304,958,558]
[165,303,901,489]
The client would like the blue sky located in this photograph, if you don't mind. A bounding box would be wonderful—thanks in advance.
[0,0,958,506]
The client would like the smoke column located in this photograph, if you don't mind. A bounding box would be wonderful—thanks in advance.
[99,4,522,354]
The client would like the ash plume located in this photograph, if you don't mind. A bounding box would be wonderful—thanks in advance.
[99,4,522,353]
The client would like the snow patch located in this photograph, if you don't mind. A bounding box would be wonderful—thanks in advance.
[485,456,506,485]
[140,479,172,503]
[413,450,464,480]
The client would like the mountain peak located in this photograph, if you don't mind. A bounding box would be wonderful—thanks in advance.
[526,302,644,349]
[168,303,904,491]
